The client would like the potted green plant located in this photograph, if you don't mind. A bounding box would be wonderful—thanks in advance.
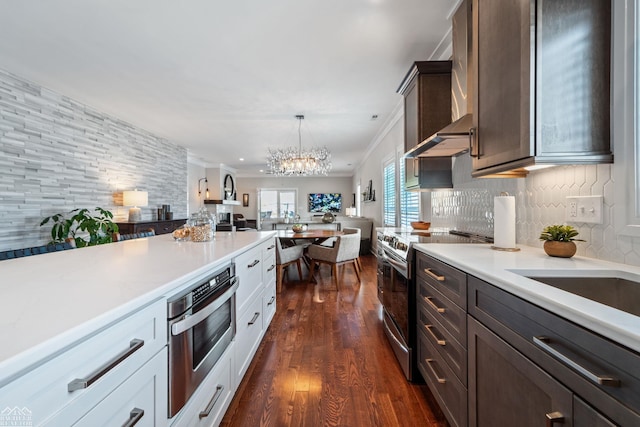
[40,207,119,248]
[539,225,584,258]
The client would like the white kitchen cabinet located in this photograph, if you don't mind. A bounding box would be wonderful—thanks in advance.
[71,347,168,427]
[262,239,276,330]
[235,242,263,314]
[233,290,265,383]
[169,344,235,427]
[0,299,166,426]
[263,281,277,330]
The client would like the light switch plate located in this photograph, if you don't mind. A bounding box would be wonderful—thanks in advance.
[566,196,603,224]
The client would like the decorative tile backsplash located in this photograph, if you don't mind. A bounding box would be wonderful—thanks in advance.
[0,69,188,251]
[430,154,640,267]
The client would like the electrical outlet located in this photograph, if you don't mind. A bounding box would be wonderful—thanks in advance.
[566,196,603,224]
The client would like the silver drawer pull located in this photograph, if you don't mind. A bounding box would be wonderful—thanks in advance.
[267,244,275,250]
[425,358,446,384]
[122,408,144,427]
[248,259,260,268]
[424,324,446,346]
[267,296,275,306]
[267,264,275,272]
[533,336,620,387]
[248,312,260,325]
[68,338,144,392]
[545,411,565,427]
[423,268,445,281]
[424,296,446,313]
[199,385,224,419]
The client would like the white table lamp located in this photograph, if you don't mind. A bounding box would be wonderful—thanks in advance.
[123,190,148,222]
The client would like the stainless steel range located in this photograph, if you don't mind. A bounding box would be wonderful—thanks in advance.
[376,228,492,381]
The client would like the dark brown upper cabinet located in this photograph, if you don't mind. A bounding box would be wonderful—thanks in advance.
[398,61,453,190]
[471,0,613,178]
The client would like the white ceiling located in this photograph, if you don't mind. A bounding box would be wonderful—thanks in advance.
[0,0,457,177]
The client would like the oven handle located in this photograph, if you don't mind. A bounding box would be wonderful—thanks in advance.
[171,278,239,336]
[379,249,408,276]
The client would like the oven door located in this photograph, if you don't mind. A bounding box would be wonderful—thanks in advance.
[377,245,413,380]
[167,277,238,417]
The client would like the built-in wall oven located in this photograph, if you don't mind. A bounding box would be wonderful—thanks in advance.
[167,263,238,417]
[377,228,493,382]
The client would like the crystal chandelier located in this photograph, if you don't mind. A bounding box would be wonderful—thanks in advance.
[268,115,332,176]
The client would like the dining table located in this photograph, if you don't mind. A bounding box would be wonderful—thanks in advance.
[276,229,345,247]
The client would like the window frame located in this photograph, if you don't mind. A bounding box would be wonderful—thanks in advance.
[382,155,397,227]
[257,188,297,222]
[613,0,640,236]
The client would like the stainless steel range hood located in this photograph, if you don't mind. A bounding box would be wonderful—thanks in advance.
[404,113,472,158]
[405,0,472,159]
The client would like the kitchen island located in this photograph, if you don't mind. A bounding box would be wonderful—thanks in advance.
[414,243,640,427]
[0,230,276,426]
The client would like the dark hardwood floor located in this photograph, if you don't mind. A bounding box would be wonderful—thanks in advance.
[221,254,448,427]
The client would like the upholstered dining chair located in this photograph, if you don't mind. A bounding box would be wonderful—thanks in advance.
[276,237,305,293]
[306,228,361,290]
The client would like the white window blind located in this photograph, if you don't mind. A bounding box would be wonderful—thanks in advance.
[399,159,419,227]
[383,160,396,226]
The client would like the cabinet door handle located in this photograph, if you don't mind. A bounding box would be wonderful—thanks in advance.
[425,359,446,384]
[267,264,275,272]
[424,324,446,346]
[545,411,565,427]
[248,259,260,268]
[267,244,275,250]
[469,127,479,158]
[533,336,620,387]
[267,296,275,306]
[424,296,446,313]
[199,385,224,419]
[123,408,144,427]
[67,338,145,392]
[423,268,445,281]
[248,312,260,325]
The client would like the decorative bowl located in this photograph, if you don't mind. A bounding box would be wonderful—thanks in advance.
[410,221,431,230]
[292,224,307,233]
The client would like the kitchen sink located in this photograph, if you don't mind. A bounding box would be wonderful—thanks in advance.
[509,270,640,317]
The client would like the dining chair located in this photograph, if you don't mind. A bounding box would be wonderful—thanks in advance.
[276,237,305,293]
[306,228,361,290]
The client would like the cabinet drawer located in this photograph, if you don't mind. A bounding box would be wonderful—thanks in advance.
[263,281,277,330]
[417,304,467,386]
[70,348,167,427]
[235,244,263,314]
[416,251,467,309]
[170,344,234,427]
[234,291,264,382]
[2,300,166,426]
[417,328,467,427]
[469,276,640,426]
[262,239,276,287]
[417,276,466,345]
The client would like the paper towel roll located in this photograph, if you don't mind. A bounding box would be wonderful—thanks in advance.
[494,195,516,249]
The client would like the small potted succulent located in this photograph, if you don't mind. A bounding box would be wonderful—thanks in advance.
[539,225,584,258]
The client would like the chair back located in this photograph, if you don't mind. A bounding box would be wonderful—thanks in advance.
[276,237,305,264]
[334,229,361,263]
[0,239,76,261]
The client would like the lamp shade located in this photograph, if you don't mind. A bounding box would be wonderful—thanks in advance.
[123,190,148,207]
[346,207,357,217]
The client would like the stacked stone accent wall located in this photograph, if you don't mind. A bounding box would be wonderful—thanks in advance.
[0,69,187,251]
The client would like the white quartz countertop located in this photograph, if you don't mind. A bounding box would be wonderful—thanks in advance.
[414,243,640,354]
[0,231,275,384]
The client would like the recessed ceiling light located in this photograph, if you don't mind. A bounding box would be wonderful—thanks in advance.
[239,158,244,161]
[259,169,264,173]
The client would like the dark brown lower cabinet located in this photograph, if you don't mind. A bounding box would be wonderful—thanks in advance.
[467,276,640,427]
[468,317,572,427]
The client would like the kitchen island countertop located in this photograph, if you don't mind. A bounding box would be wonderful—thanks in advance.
[414,243,640,354]
[0,231,275,384]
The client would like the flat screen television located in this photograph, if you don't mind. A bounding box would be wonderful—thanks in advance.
[308,193,342,213]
